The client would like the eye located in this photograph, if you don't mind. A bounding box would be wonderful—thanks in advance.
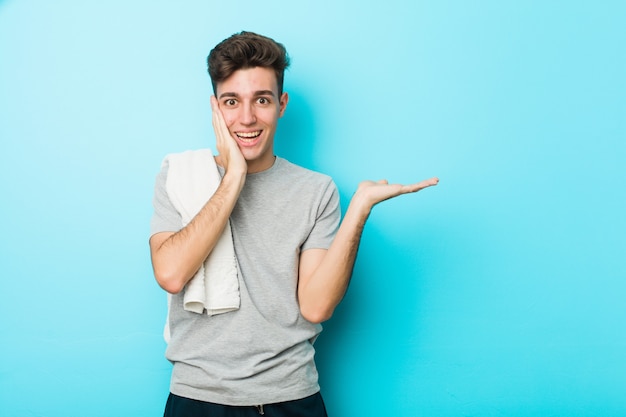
[224,99,237,106]
[257,97,270,105]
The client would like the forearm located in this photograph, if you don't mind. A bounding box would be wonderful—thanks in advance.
[298,197,371,323]
[150,171,245,294]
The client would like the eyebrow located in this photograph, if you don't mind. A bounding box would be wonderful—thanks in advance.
[218,90,276,99]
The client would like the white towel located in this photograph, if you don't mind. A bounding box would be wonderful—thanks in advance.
[162,149,239,342]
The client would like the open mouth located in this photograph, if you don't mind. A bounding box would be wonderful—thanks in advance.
[236,130,262,140]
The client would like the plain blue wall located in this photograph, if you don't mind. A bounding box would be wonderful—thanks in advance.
[1,1,624,416]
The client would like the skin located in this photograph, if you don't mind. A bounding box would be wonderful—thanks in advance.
[149,66,439,323]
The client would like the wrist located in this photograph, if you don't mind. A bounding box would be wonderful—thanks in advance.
[346,195,372,224]
[221,168,246,192]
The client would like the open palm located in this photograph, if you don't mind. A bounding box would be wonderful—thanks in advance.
[355,177,439,208]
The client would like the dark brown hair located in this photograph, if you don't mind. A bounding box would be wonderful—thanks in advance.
[207,31,290,95]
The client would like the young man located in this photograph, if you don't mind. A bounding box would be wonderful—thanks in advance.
[149,31,438,416]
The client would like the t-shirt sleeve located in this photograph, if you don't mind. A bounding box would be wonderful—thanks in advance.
[301,178,341,251]
[149,160,183,237]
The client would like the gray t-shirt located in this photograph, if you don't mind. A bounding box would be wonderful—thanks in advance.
[150,154,341,406]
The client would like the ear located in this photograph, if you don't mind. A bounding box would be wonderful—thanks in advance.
[278,92,289,117]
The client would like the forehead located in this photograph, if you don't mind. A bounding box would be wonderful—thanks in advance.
[216,67,278,97]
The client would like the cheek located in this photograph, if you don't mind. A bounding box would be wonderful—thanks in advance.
[259,109,280,126]
[221,112,237,128]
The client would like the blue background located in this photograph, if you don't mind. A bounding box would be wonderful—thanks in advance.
[1,1,624,416]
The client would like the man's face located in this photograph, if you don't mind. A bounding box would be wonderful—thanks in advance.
[215,66,288,173]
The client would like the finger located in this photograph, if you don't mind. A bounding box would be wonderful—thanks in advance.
[211,100,230,142]
[400,177,439,193]
[418,177,439,188]
[211,101,224,127]
[210,96,227,127]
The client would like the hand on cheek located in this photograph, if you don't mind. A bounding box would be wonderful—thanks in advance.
[211,96,247,174]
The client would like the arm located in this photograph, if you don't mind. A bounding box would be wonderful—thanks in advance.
[149,96,246,294]
[297,177,439,323]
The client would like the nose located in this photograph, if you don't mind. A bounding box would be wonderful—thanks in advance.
[240,102,256,125]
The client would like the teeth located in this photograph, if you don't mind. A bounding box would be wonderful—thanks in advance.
[236,131,261,139]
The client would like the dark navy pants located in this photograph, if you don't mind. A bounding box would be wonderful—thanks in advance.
[163,392,328,417]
